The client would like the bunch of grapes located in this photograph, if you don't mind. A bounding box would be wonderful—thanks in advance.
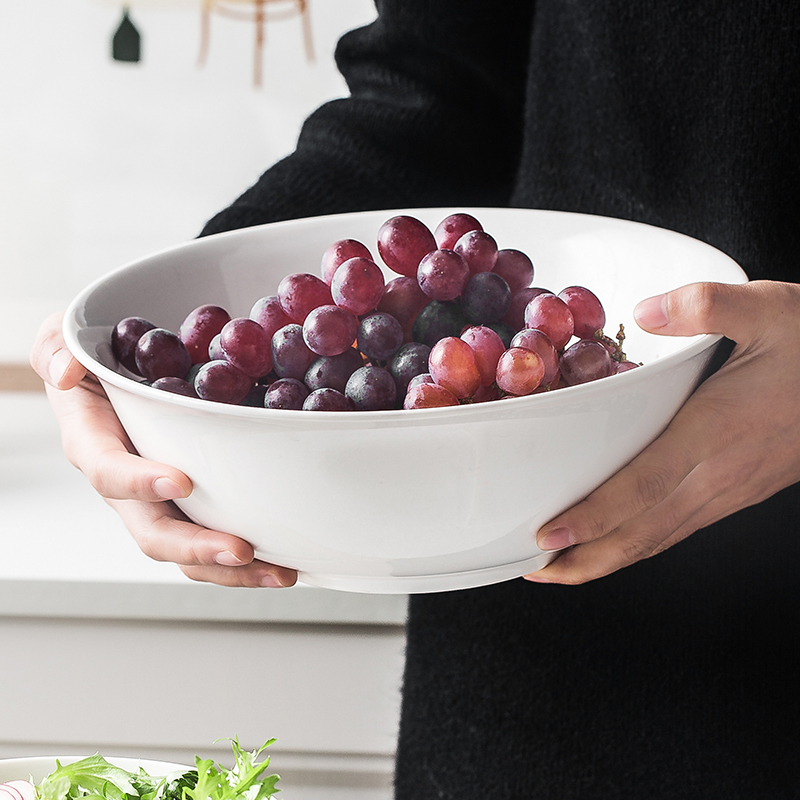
[110,212,638,412]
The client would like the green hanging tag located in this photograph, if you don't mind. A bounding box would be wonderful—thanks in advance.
[112,7,141,63]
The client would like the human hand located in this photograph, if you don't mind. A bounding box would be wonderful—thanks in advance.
[30,312,297,588]
[525,280,800,584]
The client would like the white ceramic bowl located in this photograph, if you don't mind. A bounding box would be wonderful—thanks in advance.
[0,756,189,785]
[64,208,748,594]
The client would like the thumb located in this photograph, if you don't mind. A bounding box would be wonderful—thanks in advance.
[633,281,760,341]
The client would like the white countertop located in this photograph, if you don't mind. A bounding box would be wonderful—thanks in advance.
[0,391,407,626]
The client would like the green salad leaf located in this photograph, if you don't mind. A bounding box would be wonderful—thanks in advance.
[35,739,279,800]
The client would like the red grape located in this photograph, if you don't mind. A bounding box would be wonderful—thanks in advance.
[220,317,273,378]
[524,292,575,350]
[180,304,231,364]
[495,347,545,396]
[460,325,505,386]
[250,295,293,339]
[502,287,551,331]
[376,215,436,277]
[404,382,459,409]
[429,336,481,399]
[558,286,606,339]
[321,238,373,284]
[331,256,385,315]
[510,328,559,387]
[433,212,483,250]
[377,276,429,340]
[278,272,333,323]
[614,360,640,374]
[454,229,498,275]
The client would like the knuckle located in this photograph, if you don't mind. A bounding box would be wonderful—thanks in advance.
[633,464,674,509]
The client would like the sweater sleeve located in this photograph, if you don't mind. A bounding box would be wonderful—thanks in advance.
[201,0,536,236]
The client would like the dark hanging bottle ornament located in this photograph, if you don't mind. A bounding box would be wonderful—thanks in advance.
[112,7,141,63]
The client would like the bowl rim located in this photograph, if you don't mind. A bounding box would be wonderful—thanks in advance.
[63,207,747,424]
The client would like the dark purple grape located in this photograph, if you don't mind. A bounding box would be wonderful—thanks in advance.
[460,271,512,324]
[559,339,614,385]
[389,342,431,396]
[179,304,231,364]
[345,365,397,411]
[208,332,226,361]
[305,347,364,393]
[135,328,192,383]
[264,377,310,410]
[411,300,467,348]
[303,388,354,411]
[112,317,156,375]
[417,249,470,301]
[357,312,404,361]
[493,249,534,293]
[241,383,270,407]
[271,323,316,380]
[486,320,516,348]
[220,317,273,378]
[151,376,198,397]
[193,359,253,404]
[303,304,359,357]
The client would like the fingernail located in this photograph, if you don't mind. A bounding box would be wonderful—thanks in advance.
[215,550,247,567]
[49,348,74,387]
[633,294,669,329]
[524,574,553,584]
[154,477,186,500]
[260,573,288,588]
[538,527,575,551]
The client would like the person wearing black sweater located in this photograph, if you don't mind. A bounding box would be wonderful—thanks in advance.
[31,1,800,797]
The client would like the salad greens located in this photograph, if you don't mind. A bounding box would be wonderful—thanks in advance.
[35,739,279,800]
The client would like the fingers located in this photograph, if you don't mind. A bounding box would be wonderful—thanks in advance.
[107,498,298,588]
[633,280,799,342]
[30,311,86,389]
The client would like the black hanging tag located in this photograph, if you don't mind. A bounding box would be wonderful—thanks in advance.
[112,7,141,63]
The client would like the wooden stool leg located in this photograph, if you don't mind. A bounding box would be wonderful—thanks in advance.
[198,1,211,66]
[254,0,265,86]
[298,0,314,62]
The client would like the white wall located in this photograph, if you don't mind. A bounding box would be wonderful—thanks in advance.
[0,0,377,362]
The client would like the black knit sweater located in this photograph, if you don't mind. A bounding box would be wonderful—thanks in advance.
[202,1,800,796]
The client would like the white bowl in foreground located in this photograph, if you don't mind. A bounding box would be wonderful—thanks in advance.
[64,208,748,594]
[0,756,188,785]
